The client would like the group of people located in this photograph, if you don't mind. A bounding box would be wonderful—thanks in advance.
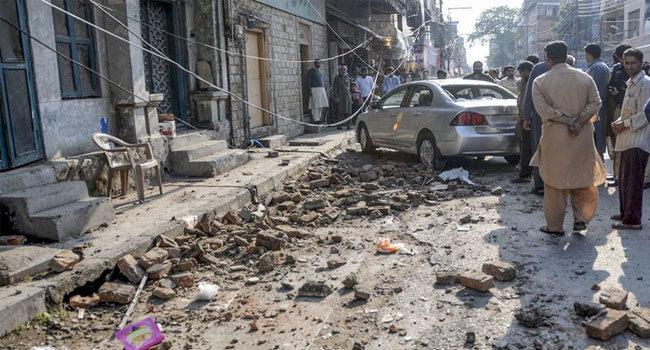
[306,60,404,129]
[501,41,650,233]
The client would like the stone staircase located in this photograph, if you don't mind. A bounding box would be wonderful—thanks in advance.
[169,131,250,178]
[0,163,114,242]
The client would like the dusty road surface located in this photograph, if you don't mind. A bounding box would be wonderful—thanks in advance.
[2,146,649,350]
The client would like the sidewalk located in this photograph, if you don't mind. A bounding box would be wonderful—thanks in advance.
[0,129,356,336]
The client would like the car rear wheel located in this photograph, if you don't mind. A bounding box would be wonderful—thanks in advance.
[358,124,375,153]
[417,132,446,170]
[504,155,520,165]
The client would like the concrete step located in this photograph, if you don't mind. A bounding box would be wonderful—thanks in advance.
[27,198,115,241]
[258,135,288,149]
[175,149,250,178]
[170,140,228,166]
[0,162,68,196]
[0,181,89,217]
[0,286,47,336]
[0,246,62,286]
[170,130,219,151]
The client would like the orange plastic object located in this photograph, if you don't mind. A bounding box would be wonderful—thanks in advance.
[376,238,399,253]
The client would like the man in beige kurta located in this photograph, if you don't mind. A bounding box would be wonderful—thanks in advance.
[531,41,608,234]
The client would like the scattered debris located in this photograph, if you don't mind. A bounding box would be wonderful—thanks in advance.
[354,285,372,300]
[69,294,100,309]
[438,168,475,185]
[459,272,494,292]
[586,309,629,341]
[574,301,605,317]
[298,281,333,298]
[481,261,516,281]
[376,238,402,254]
[98,282,136,304]
[0,235,26,245]
[342,273,358,289]
[195,282,219,301]
[599,288,628,310]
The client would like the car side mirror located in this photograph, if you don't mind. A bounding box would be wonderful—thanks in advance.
[370,102,381,110]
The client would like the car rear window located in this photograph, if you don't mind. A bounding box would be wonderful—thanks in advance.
[442,85,516,101]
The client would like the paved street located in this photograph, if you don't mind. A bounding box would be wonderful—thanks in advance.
[2,143,649,350]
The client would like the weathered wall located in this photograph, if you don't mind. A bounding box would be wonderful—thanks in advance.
[26,0,115,159]
[226,0,329,146]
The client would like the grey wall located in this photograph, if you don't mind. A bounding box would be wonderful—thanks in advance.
[26,0,115,160]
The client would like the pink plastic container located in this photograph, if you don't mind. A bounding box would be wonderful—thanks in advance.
[114,317,164,350]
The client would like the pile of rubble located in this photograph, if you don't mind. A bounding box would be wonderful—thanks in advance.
[64,158,481,310]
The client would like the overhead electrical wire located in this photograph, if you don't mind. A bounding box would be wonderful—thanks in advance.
[91,1,371,64]
[41,0,425,128]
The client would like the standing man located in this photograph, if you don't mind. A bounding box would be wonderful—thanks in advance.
[522,58,550,196]
[611,48,650,230]
[498,65,518,95]
[332,65,352,129]
[463,61,495,82]
[531,41,607,234]
[356,67,374,112]
[585,43,611,158]
[306,59,328,124]
[382,67,401,94]
[511,61,535,184]
[608,44,633,185]
[488,69,500,82]
[436,69,448,79]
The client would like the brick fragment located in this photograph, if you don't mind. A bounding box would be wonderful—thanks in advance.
[327,257,347,269]
[146,261,172,280]
[117,254,145,284]
[138,248,169,269]
[435,271,460,285]
[599,287,628,310]
[98,282,135,304]
[459,272,494,292]
[628,308,650,338]
[169,272,194,288]
[153,287,176,300]
[482,261,516,281]
[49,250,80,273]
[69,294,99,309]
[586,309,628,341]
[255,232,287,251]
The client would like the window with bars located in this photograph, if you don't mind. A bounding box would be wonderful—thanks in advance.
[52,0,99,98]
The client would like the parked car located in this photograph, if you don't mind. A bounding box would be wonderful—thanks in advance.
[356,79,520,169]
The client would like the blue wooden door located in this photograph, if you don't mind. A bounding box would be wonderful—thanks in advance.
[0,0,43,170]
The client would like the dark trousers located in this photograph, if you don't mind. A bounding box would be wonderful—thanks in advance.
[518,121,533,178]
[530,116,544,189]
[619,148,649,225]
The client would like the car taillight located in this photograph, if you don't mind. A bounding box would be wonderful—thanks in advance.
[451,112,488,126]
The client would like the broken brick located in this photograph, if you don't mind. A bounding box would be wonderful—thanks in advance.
[153,287,176,300]
[49,250,80,273]
[69,294,99,309]
[599,288,628,310]
[628,308,650,338]
[255,232,287,251]
[459,272,494,292]
[435,271,460,285]
[146,261,172,280]
[98,282,135,304]
[138,248,169,269]
[586,309,629,341]
[481,261,516,281]
[309,179,330,188]
[117,254,145,284]
[170,272,195,288]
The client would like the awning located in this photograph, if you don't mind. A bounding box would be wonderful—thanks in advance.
[326,5,387,41]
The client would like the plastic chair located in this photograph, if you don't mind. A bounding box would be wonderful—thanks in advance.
[92,133,163,203]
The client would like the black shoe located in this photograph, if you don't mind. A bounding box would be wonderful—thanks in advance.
[511,177,531,184]
[573,221,586,231]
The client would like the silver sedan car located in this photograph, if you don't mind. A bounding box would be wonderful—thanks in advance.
[356,79,520,169]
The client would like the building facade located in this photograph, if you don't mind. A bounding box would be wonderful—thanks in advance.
[518,0,561,57]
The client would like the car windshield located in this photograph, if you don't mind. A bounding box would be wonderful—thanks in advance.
[442,85,515,101]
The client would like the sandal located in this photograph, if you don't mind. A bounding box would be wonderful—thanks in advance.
[610,214,623,221]
[573,222,587,231]
[612,222,642,230]
[540,225,564,236]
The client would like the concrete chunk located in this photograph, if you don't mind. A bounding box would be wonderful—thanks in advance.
[170,272,195,288]
[435,271,460,285]
[586,309,628,341]
[459,272,494,292]
[0,287,47,336]
[117,254,145,284]
[0,246,62,286]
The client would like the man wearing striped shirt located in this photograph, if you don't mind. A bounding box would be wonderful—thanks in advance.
[611,48,650,230]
